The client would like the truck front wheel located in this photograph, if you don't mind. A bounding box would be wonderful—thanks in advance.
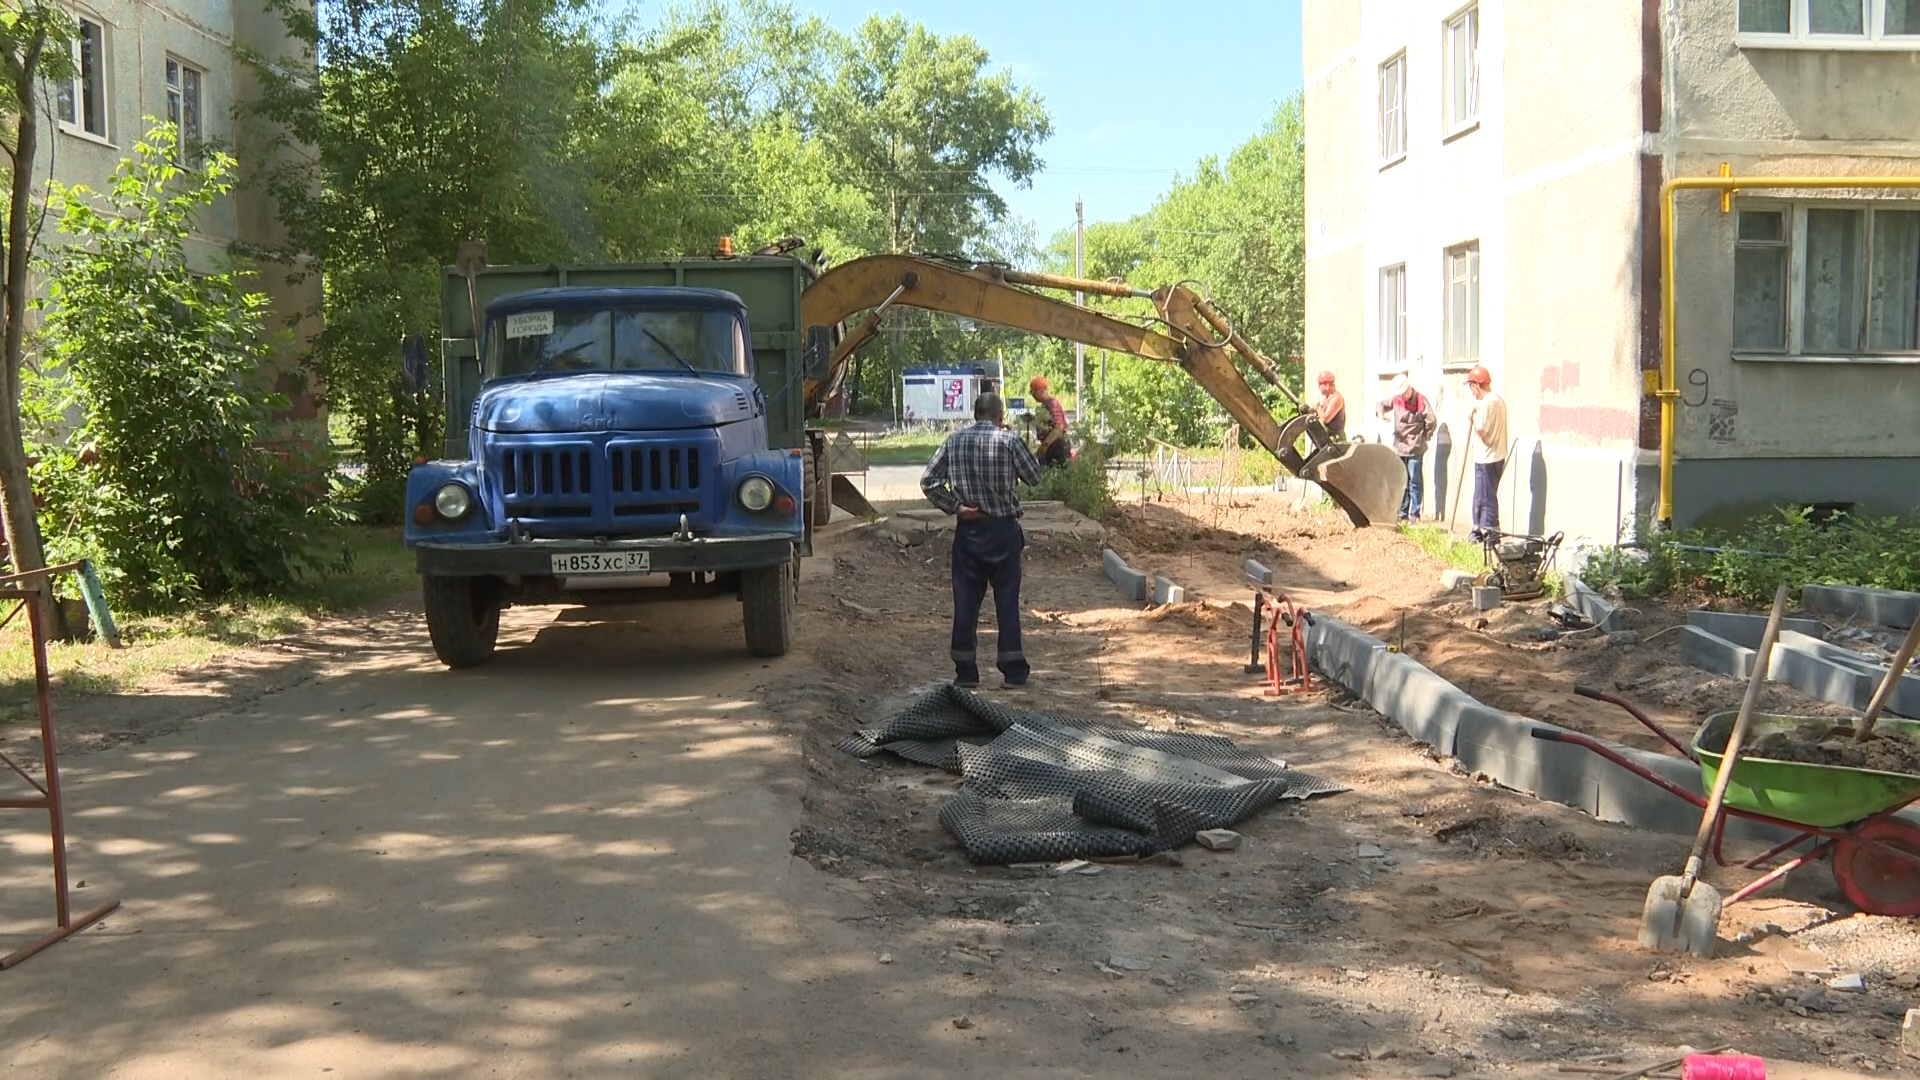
[422,574,501,669]
[740,552,797,658]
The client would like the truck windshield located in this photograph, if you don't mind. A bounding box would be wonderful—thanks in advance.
[487,307,749,378]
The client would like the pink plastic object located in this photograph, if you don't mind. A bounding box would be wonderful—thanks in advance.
[1681,1054,1766,1080]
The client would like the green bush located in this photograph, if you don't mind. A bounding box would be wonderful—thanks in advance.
[30,124,341,609]
[1022,442,1114,520]
[1578,506,1920,605]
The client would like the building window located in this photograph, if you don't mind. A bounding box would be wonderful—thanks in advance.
[1444,5,1479,134]
[1378,52,1406,165]
[1738,0,1920,45]
[1380,265,1408,365]
[54,16,108,140]
[166,58,204,164]
[1445,243,1480,366]
[1733,202,1920,356]
[1734,209,1790,350]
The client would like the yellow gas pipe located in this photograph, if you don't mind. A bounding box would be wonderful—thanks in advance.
[1658,168,1920,527]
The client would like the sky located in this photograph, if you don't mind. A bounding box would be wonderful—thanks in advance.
[776,0,1305,242]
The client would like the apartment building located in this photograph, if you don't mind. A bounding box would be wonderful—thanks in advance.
[33,0,318,414]
[1305,0,1920,548]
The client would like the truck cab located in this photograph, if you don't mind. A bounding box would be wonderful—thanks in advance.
[405,264,815,668]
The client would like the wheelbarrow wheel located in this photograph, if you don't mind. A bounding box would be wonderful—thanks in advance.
[1833,817,1920,918]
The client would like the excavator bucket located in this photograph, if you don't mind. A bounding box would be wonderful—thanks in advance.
[1303,441,1410,529]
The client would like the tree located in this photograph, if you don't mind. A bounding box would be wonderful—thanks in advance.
[242,0,1056,464]
[817,15,1051,256]
[242,0,611,519]
[810,15,1051,410]
[32,126,333,607]
[0,4,70,601]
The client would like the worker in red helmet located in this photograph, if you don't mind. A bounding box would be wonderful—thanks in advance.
[1314,370,1347,439]
[1027,376,1072,468]
[1465,365,1508,542]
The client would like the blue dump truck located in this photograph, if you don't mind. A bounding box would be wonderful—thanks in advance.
[403,245,830,667]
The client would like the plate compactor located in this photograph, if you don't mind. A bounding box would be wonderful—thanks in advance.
[1475,529,1563,602]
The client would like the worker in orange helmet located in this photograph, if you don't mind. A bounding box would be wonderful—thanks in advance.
[1314,370,1347,439]
[1027,376,1072,468]
[1465,364,1509,543]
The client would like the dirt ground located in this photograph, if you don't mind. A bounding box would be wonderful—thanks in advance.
[0,490,1912,1077]
[780,491,1920,1077]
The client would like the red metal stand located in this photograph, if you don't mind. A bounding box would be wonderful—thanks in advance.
[0,565,119,969]
[1261,594,1315,697]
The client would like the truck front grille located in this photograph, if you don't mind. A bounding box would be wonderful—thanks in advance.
[608,442,704,517]
[501,448,595,496]
[497,445,596,521]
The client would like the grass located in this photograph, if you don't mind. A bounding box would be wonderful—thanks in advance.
[0,525,415,714]
[1402,524,1487,574]
[859,429,949,466]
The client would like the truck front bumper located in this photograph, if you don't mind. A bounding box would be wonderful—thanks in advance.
[413,535,796,577]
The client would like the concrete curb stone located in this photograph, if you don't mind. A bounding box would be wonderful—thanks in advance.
[1768,631,1920,718]
[1302,614,1880,842]
[1152,575,1186,606]
[1102,549,1148,602]
[1679,626,1755,680]
[1564,577,1623,632]
[1801,584,1920,630]
[1685,609,1827,649]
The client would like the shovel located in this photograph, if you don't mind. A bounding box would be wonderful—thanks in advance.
[1640,583,1789,957]
[1852,616,1920,743]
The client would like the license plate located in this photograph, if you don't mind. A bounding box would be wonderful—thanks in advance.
[550,551,651,576]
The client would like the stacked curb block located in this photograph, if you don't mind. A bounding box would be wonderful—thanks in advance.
[1304,615,1847,842]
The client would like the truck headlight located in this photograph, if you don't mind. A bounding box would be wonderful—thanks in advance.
[737,475,775,512]
[433,483,472,520]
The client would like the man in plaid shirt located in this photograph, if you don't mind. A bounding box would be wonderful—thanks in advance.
[921,392,1043,687]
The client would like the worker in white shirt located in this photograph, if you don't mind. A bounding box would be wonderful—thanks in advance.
[1465,365,1508,542]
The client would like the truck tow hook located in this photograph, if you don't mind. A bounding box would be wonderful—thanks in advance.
[674,514,695,543]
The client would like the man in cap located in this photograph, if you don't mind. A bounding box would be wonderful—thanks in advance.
[1314,371,1347,439]
[1465,365,1508,542]
[921,392,1043,688]
[1376,374,1437,524]
[1027,376,1072,468]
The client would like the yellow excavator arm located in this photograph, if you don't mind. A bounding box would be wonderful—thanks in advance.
[798,254,1407,528]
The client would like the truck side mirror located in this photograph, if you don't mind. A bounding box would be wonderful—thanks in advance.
[401,334,429,393]
[803,324,835,380]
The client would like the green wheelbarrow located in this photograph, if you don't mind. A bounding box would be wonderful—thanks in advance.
[1531,688,1920,917]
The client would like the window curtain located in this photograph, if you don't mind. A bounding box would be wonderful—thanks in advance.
[1804,210,1864,353]
[1870,211,1920,351]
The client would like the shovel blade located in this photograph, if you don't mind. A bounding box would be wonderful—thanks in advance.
[1640,875,1723,957]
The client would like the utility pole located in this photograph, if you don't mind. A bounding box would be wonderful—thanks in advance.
[1074,197,1085,427]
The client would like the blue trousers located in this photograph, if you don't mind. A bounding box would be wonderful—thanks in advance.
[1400,455,1424,521]
[1473,460,1506,536]
[950,518,1028,682]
